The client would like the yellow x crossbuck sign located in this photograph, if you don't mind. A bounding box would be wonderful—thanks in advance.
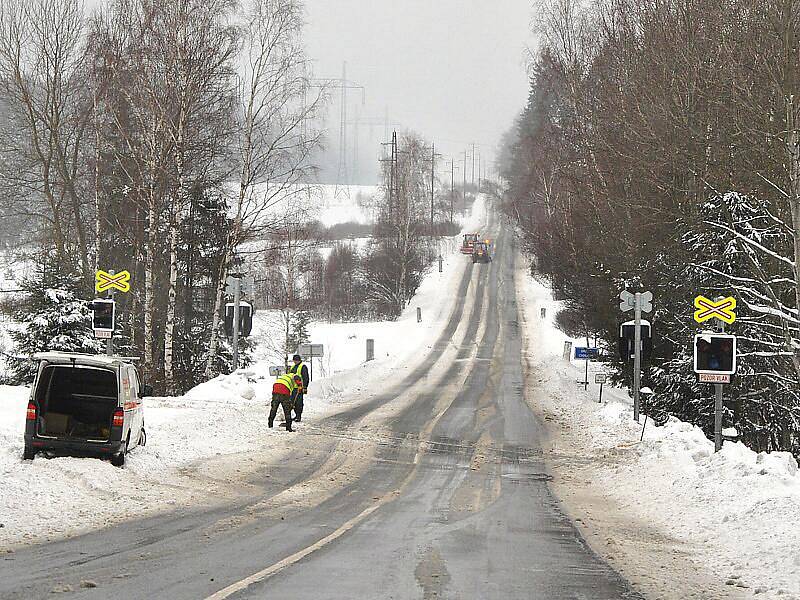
[693,295,736,324]
[95,270,131,293]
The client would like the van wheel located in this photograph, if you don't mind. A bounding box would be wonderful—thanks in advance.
[111,451,125,467]
[138,427,147,447]
[23,446,35,461]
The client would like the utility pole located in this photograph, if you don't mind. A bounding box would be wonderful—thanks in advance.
[471,143,476,188]
[338,62,348,193]
[477,152,481,193]
[352,103,359,184]
[429,143,441,234]
[348,112,401,178]
[380,131,399,225]
[449,159,457,225]
[306,61,365,198]
[384,106,389,158]
[462,151,467,212]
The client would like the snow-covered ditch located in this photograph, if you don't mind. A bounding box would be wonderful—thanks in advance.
[0,194,490,551]
[517,265,800,599]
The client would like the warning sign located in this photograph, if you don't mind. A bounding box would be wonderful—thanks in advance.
[698,373,731,384]
[694,295,736,324]
[96,270,131,294]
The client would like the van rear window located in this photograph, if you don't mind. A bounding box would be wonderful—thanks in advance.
[49,366,116,397]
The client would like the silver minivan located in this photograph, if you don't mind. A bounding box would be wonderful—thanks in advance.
[23,352,150,467]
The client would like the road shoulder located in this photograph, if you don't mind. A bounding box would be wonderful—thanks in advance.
[514,258,749,600]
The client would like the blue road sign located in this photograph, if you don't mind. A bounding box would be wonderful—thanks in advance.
[575,347,599,360]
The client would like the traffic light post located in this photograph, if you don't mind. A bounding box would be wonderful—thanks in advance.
[714,323,725,453]
[694,328,736,452]
[224,274,254,373]
[106,290,115,357]
[92,269,132,357]
[693,294,737,453]
[633,293,642,422]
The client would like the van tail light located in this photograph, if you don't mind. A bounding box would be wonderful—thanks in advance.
[26,402,36,421]
[112,409,124,428]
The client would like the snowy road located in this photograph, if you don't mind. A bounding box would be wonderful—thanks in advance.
[0,213,640,599]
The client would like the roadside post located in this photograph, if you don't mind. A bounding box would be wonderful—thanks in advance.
[693,295,737,452]
[366,338,375,361]
[619,290,653,422]
[595,373,607,403]
[639,387,654,440]
[94,269,131,356]
[417,307,422,323]
[562,341,573,361]
[438,255,443,273]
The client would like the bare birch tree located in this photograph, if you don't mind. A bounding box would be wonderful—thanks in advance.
[204,0,322,377]
[0,0,92,276]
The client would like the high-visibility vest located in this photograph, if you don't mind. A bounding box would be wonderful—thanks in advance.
[276,373,297,393]
[289,362,305,380]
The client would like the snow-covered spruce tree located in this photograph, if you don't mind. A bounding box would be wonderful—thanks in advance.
[7,254,103,384]
[648,193,800,453]
[286,310,311,359]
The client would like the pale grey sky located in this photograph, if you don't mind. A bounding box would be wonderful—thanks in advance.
[303,0,533,181]
[86,0,534,182]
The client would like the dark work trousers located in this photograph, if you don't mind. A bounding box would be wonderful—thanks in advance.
[293,393,304,421]
[269,393,293,430]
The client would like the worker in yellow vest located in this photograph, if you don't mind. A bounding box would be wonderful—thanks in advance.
[288,354,310,422]
[270,372,302,431]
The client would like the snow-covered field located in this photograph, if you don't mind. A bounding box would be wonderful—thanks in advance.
[0,193,489,551]
[313,184,377,227]
[517,265,800,599]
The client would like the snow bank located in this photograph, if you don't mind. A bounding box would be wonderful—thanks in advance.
[517,264,800,599]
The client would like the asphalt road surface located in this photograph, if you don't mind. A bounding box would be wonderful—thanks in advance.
[1,213,642,600]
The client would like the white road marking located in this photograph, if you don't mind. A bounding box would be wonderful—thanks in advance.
[206,217,502,600]
[204,498,387,600]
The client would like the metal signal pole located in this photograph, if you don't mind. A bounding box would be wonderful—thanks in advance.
[633,292,642,422]
[715,321,725,451]
[232,276,241,371]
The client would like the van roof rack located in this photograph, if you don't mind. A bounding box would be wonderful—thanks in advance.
[32,352,141,364]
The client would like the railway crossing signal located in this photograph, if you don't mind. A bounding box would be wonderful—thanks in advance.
[694,334,736,379]
[694,295,736,324]
[692,295,738,452]
[89,299,115,339]
[95,270,131,294]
